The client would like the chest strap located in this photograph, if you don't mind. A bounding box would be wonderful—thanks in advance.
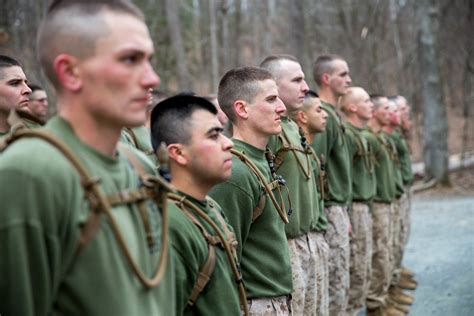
[0,127,173,289]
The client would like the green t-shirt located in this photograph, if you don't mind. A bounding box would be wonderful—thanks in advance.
[0,116,175,316]
[168,193,240,315]
[391,130,414,186]
[312,101,352,206]
[364,129,396,203]
[120,125,157,165]
[267,117,322,237]
[345,123,376,203]
[384,131,405,198]
[209,139,292,299]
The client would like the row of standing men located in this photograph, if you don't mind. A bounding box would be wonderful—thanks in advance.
[0,1,415,315]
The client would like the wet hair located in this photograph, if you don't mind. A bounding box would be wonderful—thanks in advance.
[0,55,21,79]
[259,54,299,81]
[217,66,273,122]
[37,0,144,88]
[150,94,217,149]
[312,54,345,86]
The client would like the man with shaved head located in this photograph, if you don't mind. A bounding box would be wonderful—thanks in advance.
[339,87,376,315]
[261,55,329,315]
[365,96,404,316]
[0,1,175,315]
[0,55,32,135]
[312,54,352,315]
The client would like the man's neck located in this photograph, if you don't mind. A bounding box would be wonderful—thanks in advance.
[300,124,315,144]
[0,112,10,133]
[347,115,368,129]
[171,168,210,201]
[382,124,395,134]
[232,124,269,149]
[59,101,121,157]
[369,119,383,133]
[319,88,338,106]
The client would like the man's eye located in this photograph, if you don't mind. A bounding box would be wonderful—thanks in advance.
[122,55,139,64]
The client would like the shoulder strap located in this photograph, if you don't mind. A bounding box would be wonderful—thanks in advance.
[167,193,249,315]
[0,128,171,289]
[231,148,289,224]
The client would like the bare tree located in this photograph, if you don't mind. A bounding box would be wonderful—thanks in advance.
[418,0,449,184]
[165,0,192,90]
[209,0,219,90]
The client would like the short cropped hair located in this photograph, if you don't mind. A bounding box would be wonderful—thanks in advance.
[37,0,144,88]
[370,94,387,110]
[217,67,273,122]
[0,55,21,79]
[259,54,298,81]
[28,84,44,93]
[150,95,217,150]
[312,54,345,86]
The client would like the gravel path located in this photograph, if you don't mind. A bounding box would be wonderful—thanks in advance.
[403,195,474,315]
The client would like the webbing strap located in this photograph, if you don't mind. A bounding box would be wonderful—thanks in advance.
[231,149,289,224]
[0,128,171,289]
[274,128,312,179]
[167,193,249,315]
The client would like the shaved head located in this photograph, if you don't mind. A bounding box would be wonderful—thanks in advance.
[37,0,143,88]
[260,54,298,81]
[339,87,366,114]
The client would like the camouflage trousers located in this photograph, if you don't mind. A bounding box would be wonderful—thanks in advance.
[366,202,391,310]
[389,200,401,276]
[246,295,292,315]
[324,205,350,316]
[288,232,329,316]
[346,202,373,316]
[393,193,410,280]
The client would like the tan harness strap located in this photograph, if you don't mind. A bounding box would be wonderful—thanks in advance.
[231,149,290,224]
[274,128,312,179]
[0,128,172,289]
[167,193,249,315]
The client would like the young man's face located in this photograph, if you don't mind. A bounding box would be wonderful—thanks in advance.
[185,109,234,185]
[388,101,401,126]
[247,79,285,137]
[305,97,328,133]
[77,12,159,128]
[0,66,31,114]
[374,97,391,126]
[327,59,351,97]
[355,90,373,121]
[28,90,49,119]
[276,60,309,113]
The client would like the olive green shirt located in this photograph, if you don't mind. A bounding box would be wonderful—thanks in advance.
[384,131,405,198]
[345,123,376,203]
[209,139,293,299]
[391,130,414,186]
[268,117,322,237]
[120,126,156,165]
[364,129,396,203]
[312,101,352,206]
[168,193,241,315]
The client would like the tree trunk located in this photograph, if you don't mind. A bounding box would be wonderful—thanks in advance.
[288,0,305,64]
[220,0,230,71]
[418,0,449,184]
[209,0,219,90]
[165,0,192,90]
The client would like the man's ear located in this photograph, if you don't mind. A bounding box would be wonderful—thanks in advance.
[349,103,358,113]
[321,73,330,86]
[234,100,248,119]
[54,54,82,92]
[297,110,308,125]
[168,144,188,166]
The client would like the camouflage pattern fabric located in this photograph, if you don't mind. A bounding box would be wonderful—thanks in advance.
[367,202,391,310]
[389,201,401,276]
[247,295,292,315]
[347,202,373,316]
[324,205,350,316]
[288,234,317,315]
[308,230,330,316]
